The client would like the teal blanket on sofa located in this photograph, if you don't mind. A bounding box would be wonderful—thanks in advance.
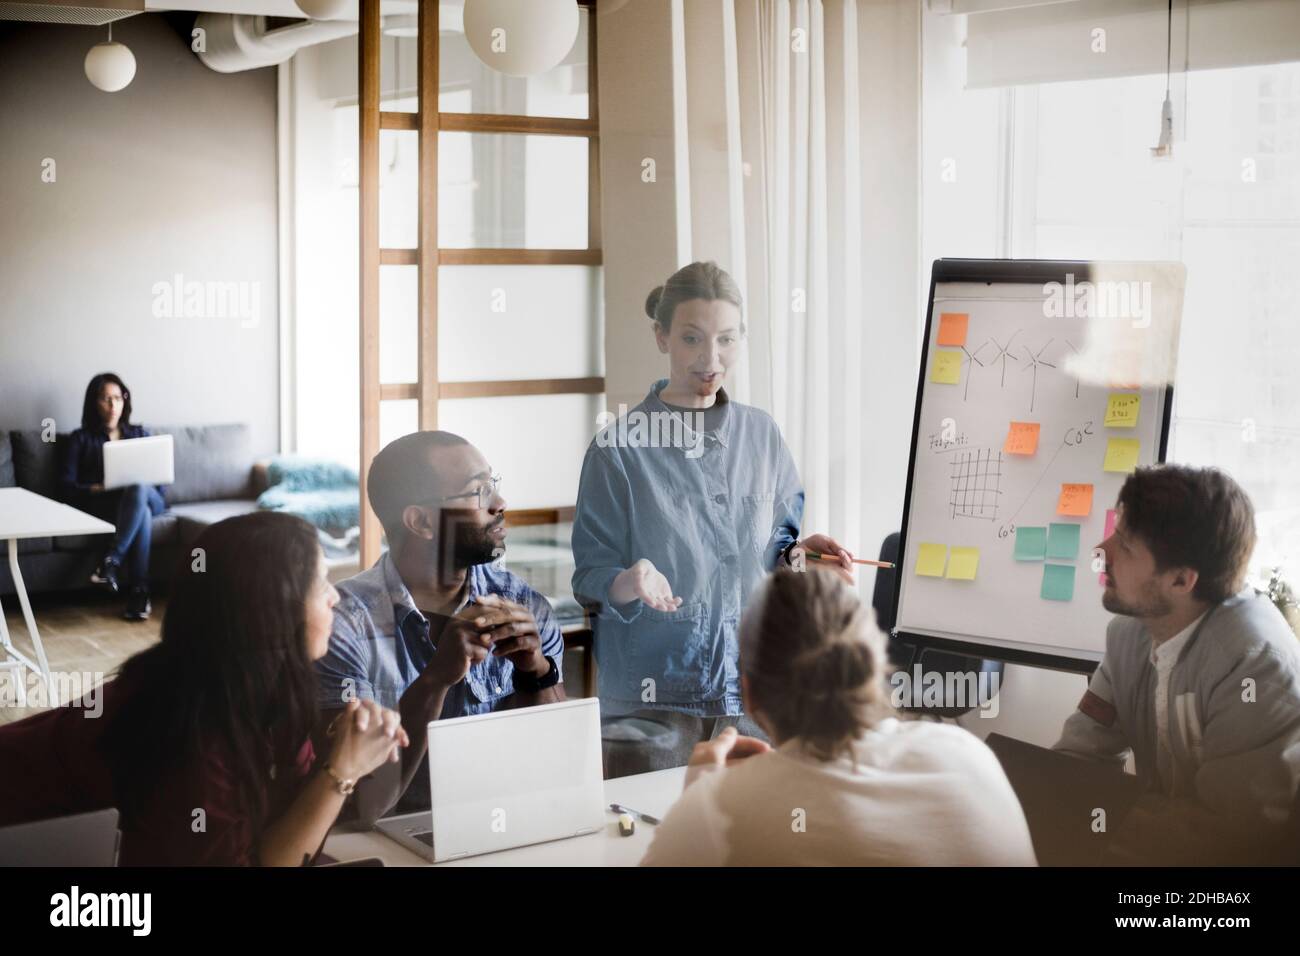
[256,457,360,534]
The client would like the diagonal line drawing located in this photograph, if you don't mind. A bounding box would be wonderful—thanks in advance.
[1063,339,1081,398]
[973,330,1021,388]
[1021,339,1057,413]
[960,346,985,401]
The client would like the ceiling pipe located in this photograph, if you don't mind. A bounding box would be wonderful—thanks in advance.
[195,12,360,73]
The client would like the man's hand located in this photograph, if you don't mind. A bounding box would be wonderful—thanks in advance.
[420,608,494,689]
[684,726,771,788]
[473,593,548,674]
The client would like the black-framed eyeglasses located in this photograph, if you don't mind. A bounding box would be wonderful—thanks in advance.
[424,473,502,511]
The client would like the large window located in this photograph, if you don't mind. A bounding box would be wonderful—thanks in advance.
[289,1,602,515]
[924,20,1300,584]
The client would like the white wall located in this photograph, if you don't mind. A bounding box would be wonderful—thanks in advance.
[0,15,280,454]
[596,0,686,414]
[284,39,361,471]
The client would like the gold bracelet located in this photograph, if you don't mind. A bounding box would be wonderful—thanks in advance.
[322,762,356,796]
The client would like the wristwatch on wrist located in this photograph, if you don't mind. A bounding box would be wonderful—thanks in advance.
[512,656,560,692]
[323,763,356,796]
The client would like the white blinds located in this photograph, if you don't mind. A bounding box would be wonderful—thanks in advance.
[956,0,1300,89]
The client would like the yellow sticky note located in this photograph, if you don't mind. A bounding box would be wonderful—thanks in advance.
[930,350,962,385]
[1003,421,1041,456]
[915,542,947,577]
[1105,393,1141,428]
[1057,483,1094,517]
[946,546,980,580]
[937,313,969,347]
[1103,438,1141,473]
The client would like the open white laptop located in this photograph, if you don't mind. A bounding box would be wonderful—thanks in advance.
[0,808,120,866]
[102,434,174,490]
[376,697,604,863]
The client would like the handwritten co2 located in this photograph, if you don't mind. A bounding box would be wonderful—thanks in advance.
[997,419,1096,539]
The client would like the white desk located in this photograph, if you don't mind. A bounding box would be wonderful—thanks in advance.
[324,766,688,867]
[0,488,115,707]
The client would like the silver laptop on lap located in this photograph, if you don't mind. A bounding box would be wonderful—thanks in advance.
[375,697,604,863]
[102,434,174,490]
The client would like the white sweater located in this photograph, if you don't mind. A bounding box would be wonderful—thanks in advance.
[641,718,1037,866]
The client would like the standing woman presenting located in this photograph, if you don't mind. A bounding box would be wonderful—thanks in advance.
[59,372,166,620]
[572,261,854,776]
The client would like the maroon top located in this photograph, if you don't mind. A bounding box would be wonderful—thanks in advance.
[0,675,315,865]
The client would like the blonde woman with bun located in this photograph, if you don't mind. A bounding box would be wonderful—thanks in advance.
[640,569,1037,866]
[572,261,854,776]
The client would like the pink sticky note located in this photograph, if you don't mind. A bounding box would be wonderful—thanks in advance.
[1098,508,1117,585]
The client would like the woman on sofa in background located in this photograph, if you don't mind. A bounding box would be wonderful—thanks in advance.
[59,372,165,620]
[0,512,408,866]
[641,569,1037,866]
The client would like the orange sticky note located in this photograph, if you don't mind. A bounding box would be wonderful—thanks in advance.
[937,312,969,347]
[1003,421,1041,456]
[1057,483,1094,517]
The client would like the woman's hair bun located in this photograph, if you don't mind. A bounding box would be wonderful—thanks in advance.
[644,285,665,321]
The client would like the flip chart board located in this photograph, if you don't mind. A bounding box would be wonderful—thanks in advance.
[893,260,1184,667]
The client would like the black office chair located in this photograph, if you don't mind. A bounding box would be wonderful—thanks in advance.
[870,532,1004,719]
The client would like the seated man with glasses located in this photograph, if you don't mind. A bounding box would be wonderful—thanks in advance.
[315,431,565,822]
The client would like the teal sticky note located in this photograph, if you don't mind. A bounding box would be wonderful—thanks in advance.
[1046,523,1082,560]
[1042,563,1076,601]
[1014,526,1047,561]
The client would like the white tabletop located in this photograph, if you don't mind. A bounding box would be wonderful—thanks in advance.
[0,488,115,540]
[323,766,688,867]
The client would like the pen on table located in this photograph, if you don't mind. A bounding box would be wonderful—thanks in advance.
[609,803,661,826]
[805,550,894,569]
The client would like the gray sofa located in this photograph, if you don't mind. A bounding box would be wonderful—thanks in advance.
[0,424,266,597]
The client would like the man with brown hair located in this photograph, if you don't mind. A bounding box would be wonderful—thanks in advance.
[1054,464,1300,863]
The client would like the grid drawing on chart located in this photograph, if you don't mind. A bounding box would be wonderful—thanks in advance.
[949,448,1003,521]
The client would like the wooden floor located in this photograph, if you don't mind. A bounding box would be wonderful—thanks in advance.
[0,562,607,729]
[0,590,163,725]
[0,563,365,726]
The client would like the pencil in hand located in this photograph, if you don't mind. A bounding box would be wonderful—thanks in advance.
[805,550,894,569]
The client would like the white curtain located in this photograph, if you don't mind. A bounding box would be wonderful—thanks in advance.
[654,0,917,567]
[726,0,865,551]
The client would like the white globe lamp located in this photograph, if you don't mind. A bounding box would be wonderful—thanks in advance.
[295,0,349,18]
[84,36,136,93]
[464,0,580,77]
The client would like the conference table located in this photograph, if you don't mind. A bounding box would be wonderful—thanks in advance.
[323,766,689,867]
[0,488,115,708]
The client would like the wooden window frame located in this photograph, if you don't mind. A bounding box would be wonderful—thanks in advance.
[359,0,602,566]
